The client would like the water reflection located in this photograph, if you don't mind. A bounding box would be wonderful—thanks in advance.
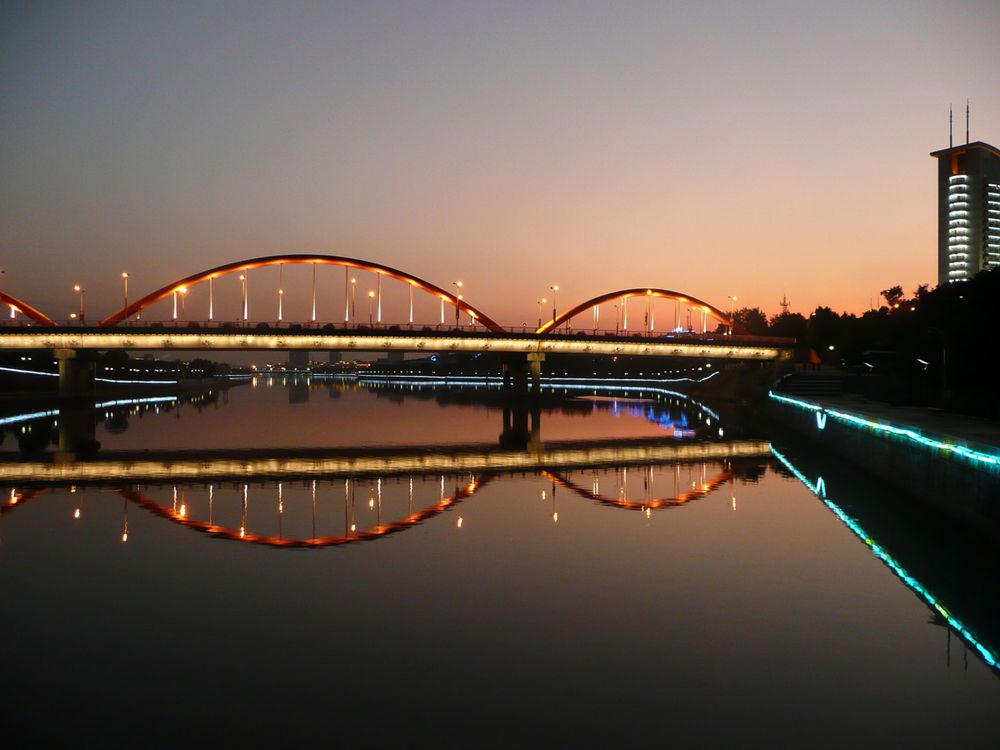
[4,378,1000,745]
[0,375,739,458]
[771,443,1000,677]
[1,460,757,547]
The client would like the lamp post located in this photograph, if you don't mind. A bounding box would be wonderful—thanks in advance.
[728,295,737,335]
[550,285,559,326]
[537,298,546,329]
[73,284,85,323]
[179,286,188,320]
[122,272,129,309]
[351,277,357,323]
[240,274,247,322]
[1,269,12,321]
[367,290,375,325]
[453,281,463,328]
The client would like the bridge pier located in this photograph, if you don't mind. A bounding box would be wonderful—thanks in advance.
[501,353,545,394]
[527,352,544,392]
[55,348,97,400]
[288,349,310,370]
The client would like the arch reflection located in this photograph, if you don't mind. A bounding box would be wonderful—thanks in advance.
[116,475,488,548]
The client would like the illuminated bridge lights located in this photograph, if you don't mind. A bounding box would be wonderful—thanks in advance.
[770,446,998,672]
[0,331,789,362]
[769,391,1000,470]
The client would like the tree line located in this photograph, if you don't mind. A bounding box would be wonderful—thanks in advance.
[730,268,1000,416]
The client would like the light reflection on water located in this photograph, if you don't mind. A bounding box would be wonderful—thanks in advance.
[2,382,999,746]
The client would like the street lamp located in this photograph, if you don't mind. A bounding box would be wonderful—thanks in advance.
[727,295,737,334]
[453,281,463,328]
[537,298,547,329]
[179,286,188,320]
[550,285,559,326]
[73,284,85,323]
[351,278,357,323]
[367,290,375,325]
[122,272,130,309]
[278,288,284,322]
[239,274,247,321]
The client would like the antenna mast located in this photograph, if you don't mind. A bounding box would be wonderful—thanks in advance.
[966,99,970,144]
[779,292,790,315]
[949,105,953,148]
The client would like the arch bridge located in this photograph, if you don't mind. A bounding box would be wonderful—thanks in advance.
[0,254,792,396]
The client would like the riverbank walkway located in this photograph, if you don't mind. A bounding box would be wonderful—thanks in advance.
[772,371,1000,468]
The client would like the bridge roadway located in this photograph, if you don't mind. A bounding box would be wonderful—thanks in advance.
[0,324,791,361]
[0,437,772,485]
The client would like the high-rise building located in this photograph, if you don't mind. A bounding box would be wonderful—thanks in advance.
[930,140,1000,284]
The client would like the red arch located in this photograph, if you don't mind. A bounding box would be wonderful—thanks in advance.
[0,291,57,326]
[117,477,487,548]
[99,254,504,332]
[543,469,732,512]
[536,288,739,335]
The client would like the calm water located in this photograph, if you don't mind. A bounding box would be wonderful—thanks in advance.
[2,378,999,747]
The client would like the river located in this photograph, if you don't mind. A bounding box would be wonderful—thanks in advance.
[2,375,998,747]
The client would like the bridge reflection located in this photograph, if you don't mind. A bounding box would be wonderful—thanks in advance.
[0,435,771,484]
[0,375,736,457]
[1,457,759,549]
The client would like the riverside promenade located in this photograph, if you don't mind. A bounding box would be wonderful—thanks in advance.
[769,372,1000,541]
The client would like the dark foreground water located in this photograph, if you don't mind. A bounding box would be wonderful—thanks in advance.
[2,377,999,747]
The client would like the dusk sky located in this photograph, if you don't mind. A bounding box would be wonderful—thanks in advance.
[3,1,999,326]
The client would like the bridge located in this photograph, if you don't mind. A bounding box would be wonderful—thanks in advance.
[0,254,793,396]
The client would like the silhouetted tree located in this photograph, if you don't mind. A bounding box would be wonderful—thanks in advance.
[881,285,904,308]
[769,311,808,341]
[733,307,769,335]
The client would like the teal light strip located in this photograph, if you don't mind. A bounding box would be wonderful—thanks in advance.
[771,445,998,671]
[769,390,1000,469]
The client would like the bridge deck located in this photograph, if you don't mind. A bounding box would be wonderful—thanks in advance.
[0,325,793,361]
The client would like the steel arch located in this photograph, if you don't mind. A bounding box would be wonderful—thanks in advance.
[99,254,504,332]
[536,288,737,335]
[0,291,57,327]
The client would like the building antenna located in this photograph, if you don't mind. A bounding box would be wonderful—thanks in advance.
[949,104,953,148]
[779,292,790,315]
[966,99,970,144]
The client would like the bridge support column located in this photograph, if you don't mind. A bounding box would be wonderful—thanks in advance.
[55,348,96,400]
[527,352,544,393]
[501,353,544,394]
[501,358,528,394]
[57,402,101,460]
[288,349,310,370]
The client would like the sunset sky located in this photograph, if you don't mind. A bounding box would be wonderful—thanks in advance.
[3,1,999,326]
